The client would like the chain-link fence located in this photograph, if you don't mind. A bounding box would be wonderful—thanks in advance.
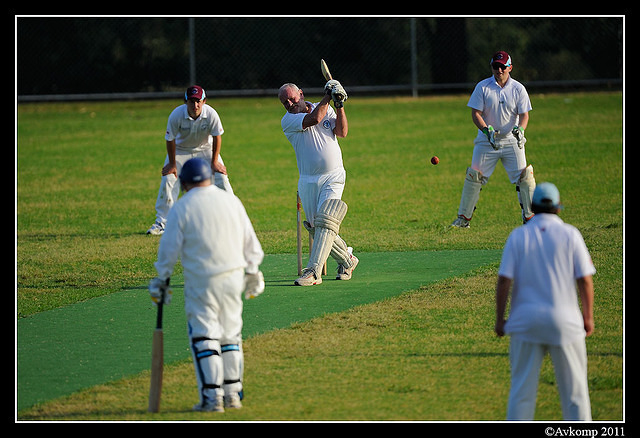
[17,16,623,101]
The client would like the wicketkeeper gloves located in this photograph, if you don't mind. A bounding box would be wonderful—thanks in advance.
[482,125,497,149]
[512,125,526,149]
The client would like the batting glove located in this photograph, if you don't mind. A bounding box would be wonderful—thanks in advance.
[149,277,172,305]
[332,84,348,108]
[324,79,340,95]
[512,125,526,149]
[244,271,265,299]
[482,125,497,150]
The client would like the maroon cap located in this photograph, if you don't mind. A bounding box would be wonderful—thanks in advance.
[490,51,512,67]
[185,85,206,101]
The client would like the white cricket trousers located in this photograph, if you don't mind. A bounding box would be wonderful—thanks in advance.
[185,268,245,344]
[471,138,527,184]
[298,168,346,226]
[471,137,527,184]
[154,150,233,225]
[185,268,245,403]
[507,337,592,421]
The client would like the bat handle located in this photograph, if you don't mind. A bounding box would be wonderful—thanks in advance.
[156,302,163,329]
[155,278,170,328]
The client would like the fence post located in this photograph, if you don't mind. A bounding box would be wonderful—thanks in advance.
[411,18,418,98]
[189,18,196,85]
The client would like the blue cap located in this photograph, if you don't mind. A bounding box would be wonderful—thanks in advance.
[179,157,212,184]
[532,182,562,209]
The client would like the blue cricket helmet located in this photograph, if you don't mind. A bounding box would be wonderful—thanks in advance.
[179,157,212,184]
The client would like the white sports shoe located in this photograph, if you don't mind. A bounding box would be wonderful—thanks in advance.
[450,216,470,228]
[224,394,243,409]
[336,254,359,280]
[294,268,322,286]
[146,221,164,235]
[193,397,224,413]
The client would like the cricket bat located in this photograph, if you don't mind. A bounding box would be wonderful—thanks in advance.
[148,292,164,413]
[321,59,332,81]
[321,59,344,107]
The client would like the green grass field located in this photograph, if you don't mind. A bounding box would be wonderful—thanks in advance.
[16,91,623,421]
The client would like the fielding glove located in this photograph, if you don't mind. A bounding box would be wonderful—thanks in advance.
[149,277,172,305]
[244,271,265,299]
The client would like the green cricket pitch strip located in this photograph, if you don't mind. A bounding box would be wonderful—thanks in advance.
[17,249,500,411]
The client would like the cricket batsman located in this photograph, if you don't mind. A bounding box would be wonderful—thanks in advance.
[278,81,358,286]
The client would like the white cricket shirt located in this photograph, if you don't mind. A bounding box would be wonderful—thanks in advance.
[165,104,224,152]
[154,185,264,283]
[498,213,596,345]
[281,102,344,177]
[468,76,532,137]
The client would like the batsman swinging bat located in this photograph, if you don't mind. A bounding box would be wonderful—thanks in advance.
[148,287,165,413]
[321,59,332,81]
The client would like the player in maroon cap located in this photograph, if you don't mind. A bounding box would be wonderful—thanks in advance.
[147,85,234,235]
[451,51,536,228]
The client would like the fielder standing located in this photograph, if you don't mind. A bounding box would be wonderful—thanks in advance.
[278,81,358,286]
[147,85,234,235]
[495,182,595,421]
[149,157,265,412]
[451,51,535,228]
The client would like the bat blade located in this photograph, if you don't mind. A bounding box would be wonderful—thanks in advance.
[148,328,163,412]
[148,302,164,413]
[321,59,332,81]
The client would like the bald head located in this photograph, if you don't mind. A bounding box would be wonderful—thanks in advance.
[278,83,307,114]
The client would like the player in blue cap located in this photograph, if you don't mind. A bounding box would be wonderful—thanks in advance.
[495,182,596,421]
[149,157,265,412]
